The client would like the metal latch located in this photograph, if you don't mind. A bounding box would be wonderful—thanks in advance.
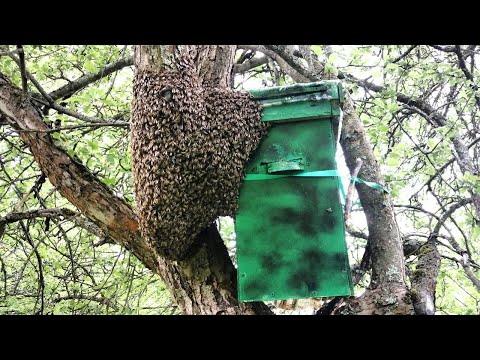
[266,158,304,174]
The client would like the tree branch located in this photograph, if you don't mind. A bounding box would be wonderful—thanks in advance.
[16,45,28,98]
[0,74,157,272]
[429,45,457,53]
[0,207,78,225]
[53,295,118,311]
[49,56,133,101]
[233,55,269,74]
[348,72,480,220]
[7,52,125,124]
[391,45,417,63]
[263,45,318,82]
[453,45,480,109]
[238,45,310,82]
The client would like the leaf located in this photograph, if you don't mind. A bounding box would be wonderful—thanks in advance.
[328,52,338,63]
[386,157,400,166]
[88,141,99,150]
[311,45,322,57]
[472,226,480,240]
[103,177,116,186]
[84,61,97,74]
[427,138,437,149]
[106,154,116,164]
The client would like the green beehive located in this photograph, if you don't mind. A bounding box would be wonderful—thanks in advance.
[236,80,353,302]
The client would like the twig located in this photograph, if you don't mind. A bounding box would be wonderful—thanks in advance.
[53,295,119,311]
[16,45,28,99]
[14,122,129,133]
[7,52,109,123]
[391,45,417,63]
[0,207,78,226]
[20,221,44,315]
[49,56,133,101]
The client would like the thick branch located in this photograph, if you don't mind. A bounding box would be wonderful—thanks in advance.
[238,45,310,83]
[1,48,272,315]
[0,75,157,271]
[265,45,410,315]
[233,55,269,74]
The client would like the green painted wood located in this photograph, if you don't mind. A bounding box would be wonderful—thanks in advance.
[249,81,341,101]
[261,101,333,122]
[250,80,343,123]
[236,81,353,302]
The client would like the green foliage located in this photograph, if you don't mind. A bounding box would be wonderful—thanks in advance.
[1,45,479,315]
[0,45,177,314]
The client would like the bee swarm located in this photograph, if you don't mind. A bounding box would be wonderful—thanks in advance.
[131,56,268,260]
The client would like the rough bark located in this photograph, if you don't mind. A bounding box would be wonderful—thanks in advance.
[334,93,411,314]
[0,49,272,314]
[340,94,405,288]
[261,46,412,314]
[132,45,272,314]
[352,74,480,313]
[410,240,440,315]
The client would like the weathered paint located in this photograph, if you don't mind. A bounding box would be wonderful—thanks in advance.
[236,80,353,302]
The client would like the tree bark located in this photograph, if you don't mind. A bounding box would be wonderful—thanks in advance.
[259,46,413,314]
[334,94,412,314]
[0,47,272,314]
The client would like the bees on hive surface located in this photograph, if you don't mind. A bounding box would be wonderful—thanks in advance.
[131,55,269,260]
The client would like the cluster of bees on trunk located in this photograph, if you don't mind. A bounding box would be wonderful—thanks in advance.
[131,55,269,260]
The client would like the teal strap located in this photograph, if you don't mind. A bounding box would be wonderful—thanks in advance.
[244,170,340,181]
[351,177,390,194]
[244,170,389,195]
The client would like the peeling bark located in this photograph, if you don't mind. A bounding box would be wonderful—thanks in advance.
[410,240,440,315]
[260,46,413,314]
[0,56,272,314]
[341,94,406,288]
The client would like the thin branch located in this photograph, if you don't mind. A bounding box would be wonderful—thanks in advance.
[238,45,310,83]
[433,198,473,235]
[0,254,6,299]
[263,45,318,82]
[7,52,110,123]
[16,45,28,98]
[20,222,44,315]
[53,295,118,311]
[416,136,480,196]
[0,207,78,226]
[391,45,417,63]
[429,45,457,53]
[454,45,480,109]
[347,74,447,127]
[29,89,109,124]
[14,122,129,133]
[49,56,133,101]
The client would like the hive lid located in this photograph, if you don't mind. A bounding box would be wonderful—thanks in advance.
[249,80,344,148]
[249,80,344,104]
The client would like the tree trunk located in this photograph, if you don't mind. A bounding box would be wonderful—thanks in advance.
[334,93,412,315]
[132,45,271,314]
[256,46,414,314]
[0,47,272,314]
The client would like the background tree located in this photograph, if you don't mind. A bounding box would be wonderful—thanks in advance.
[0,45,478,315]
